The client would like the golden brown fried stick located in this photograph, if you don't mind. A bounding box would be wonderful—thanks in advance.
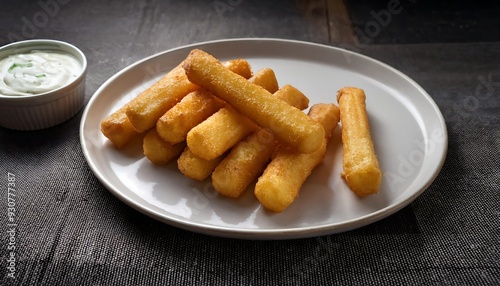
[211,127,276,199]
[247,68,279,94]
[101,59,251,147]
[125,63,198,133]
[143,128,185,164]
[100,104,139,148]
[177,147,225,181]
[158,68,278,147]
[222,59,253,79]
[125,59,252,133]
[177,68,280,179]
[182,49,324,154]
[156,89,225,145]
[337,87,382,196]
[254,103,340,213]
[272,84,309,110]
[187,106,258,161]
[185,68,280,161]
[211,84,310,198]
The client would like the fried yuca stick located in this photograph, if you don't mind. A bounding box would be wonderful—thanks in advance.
[273,84,309,111]
[100,104,139,148]
[254,103,340,213]
[187,106,257,161]
[337,87,382,196]
[156,89,225,145]
[247,68,279,94]
[185,68,280,161]
[158,67,277,146]
[211,84,310,198]
[101,59,250,147]
[143,128,185,164]
[182,49,325,154]
[177,147,225,181]
[177,68,281,179]
[125,63,198,133]
[212,128,276,198]
[126,59,252,133]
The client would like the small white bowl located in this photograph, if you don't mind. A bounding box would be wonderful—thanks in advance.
[0,39,87,130]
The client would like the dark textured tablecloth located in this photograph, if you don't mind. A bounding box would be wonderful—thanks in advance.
[1,1,499,285]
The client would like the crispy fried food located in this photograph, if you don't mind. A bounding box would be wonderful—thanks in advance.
[211,125,276,198]
[221,59,253,79]
[185,68,279,161]
[156,89,225,145]
[143,128,185,164]
[125,59,252,133]
[100,104,139,148]
[247,68,279,94]
[157,63,273,147]
[187,106,258,160]
[125,63,198,133]
[337,87,382,196]
[177,147,225,181]
[178,68,280,179]
[103,48,383,211]
[211,85,310,198]
[182,49,324,154]
[273,84,309,110]
[254,103,340,213]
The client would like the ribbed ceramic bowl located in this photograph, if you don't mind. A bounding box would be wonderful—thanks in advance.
[0,39,87,130]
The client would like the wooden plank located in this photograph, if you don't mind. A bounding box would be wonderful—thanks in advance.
[295,0,332,44]
[326,0,358,45]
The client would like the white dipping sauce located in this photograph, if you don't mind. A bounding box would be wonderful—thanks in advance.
[0,50,82,96]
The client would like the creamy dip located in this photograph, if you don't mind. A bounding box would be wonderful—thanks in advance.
[0,50,82,96]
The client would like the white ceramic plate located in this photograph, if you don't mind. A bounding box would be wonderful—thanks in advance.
[80,38,447,239]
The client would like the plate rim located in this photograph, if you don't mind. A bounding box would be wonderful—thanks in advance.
[79,37,448,239]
